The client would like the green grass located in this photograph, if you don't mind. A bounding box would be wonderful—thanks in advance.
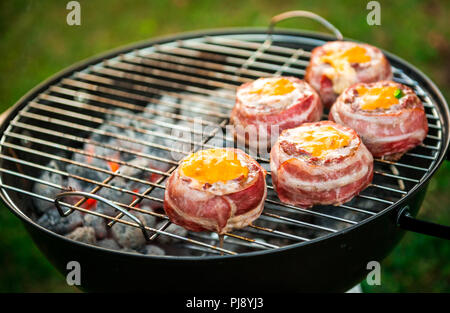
[0,0,449,292]
[0,207,77,292]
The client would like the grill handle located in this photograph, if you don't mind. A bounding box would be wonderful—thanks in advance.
[397,206,450,240]
[54,191,151,241]
[268,10,343,40]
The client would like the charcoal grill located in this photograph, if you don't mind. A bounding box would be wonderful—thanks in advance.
[1,11,449,292]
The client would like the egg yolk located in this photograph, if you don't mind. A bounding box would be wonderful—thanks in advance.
[180,149,249,184]
[295,126,351,158]
[321,46,371,71]
[249,78,295,96]
[356,85,399,111]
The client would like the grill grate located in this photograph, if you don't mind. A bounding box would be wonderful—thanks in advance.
[0,32,444,256]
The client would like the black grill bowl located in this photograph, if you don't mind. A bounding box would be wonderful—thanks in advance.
[0,29,449,292]
[22,186,426,292]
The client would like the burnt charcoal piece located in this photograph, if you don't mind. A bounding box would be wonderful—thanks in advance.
[83,213,108,239]
[96,183,133,216]
[65,146,116,191]
[141,244,165,256]
[66,164,108,191]
[114,128,153,159]
[139,192,165,213]
[120,132,174,170]
[111,213,152,250]
[32,160,67,214]
[93,206,117,220]
[37,209,83,235]
[140,212,158,231]
[96,238,121,250]
[172,91,232,160]
[178,99,227,125]
[66,226,97,245]
[119,157,157,183]
[89,124,122,144]
[120,248,140,254]
[79,143,118,162]
[103,107,176,165]
[107,158,157,196]
[143,98,179,125]
[155,221,188,245]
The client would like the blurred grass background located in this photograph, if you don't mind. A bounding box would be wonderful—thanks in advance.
[0,0,449,292]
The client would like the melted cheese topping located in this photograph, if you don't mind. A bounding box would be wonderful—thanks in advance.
[295,126,351,158]
[180,149,249,184]
[321,46,372,94]
[356,85,399,111]
[321,46,371,69]
[249,78,295,96]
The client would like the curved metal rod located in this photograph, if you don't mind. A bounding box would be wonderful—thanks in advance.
[54,191,151,241]
[268,10,343,40]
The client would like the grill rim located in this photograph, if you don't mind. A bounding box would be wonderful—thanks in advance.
[0,27,448,261]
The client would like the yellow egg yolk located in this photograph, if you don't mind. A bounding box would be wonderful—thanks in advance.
[321,46,371,71]
[295,126,352,158]
[249,78,295,96]
[356,85,399,111]
[180,149,249,184]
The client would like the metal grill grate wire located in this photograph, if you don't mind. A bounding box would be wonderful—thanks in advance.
[0,32,444,256]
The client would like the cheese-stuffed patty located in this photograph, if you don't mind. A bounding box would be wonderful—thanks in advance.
[305,41,392,108]
[231,76,322,153]
[164,148,267,234]
[329,80,428,160]
[270,121,373,208]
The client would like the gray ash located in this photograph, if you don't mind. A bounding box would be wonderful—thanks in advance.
[95,238,121,250]
[83,213,108,240]
[140,244,165,256]
[37,209,83,235]
[66,226,97,245]
[111,213,155,250]
[32,160,66,214]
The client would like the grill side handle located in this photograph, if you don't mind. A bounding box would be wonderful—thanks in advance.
[268,10,344,40]
[397,206,450,240]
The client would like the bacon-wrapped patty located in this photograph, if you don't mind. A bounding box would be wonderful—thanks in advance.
[329,81,429,160]
[231,76,322,153]
[270,121,373,208]
[164,148,267,234]
[305,41,392,108]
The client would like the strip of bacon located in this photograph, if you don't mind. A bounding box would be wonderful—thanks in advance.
[163,148,267,234]
[270,121,373,208]
[329,81,428,160]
